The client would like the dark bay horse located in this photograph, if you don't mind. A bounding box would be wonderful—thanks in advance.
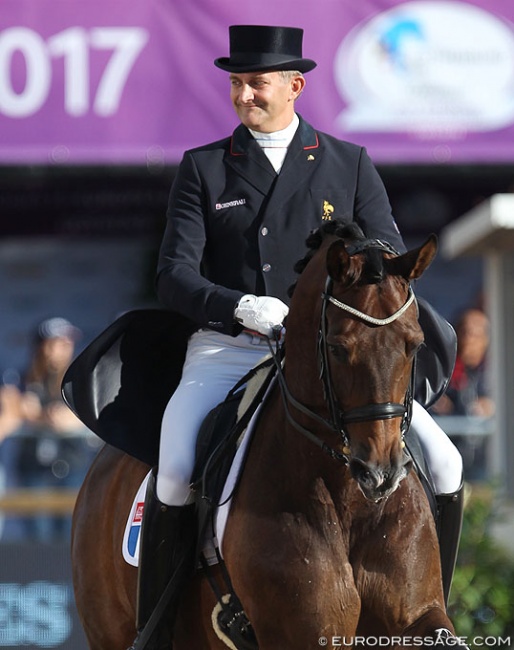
[72,223,460,649]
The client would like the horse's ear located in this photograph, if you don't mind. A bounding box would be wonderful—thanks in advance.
[326,240,353,283]
[386,234,438,280]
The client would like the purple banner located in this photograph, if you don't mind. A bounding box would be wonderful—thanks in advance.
[1,0,514,164]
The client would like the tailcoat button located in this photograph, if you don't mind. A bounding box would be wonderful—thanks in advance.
[262,263,271,273]
[261,227,269,236]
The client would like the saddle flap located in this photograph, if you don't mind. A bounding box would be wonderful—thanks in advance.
[415,298,457,409]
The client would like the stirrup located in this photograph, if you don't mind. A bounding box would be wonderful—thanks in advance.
[212,592,258,650]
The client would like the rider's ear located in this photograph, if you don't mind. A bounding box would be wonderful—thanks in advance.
[385,234,438,281]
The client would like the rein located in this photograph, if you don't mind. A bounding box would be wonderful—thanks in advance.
[266,333,349,463]
[268,240,416,464]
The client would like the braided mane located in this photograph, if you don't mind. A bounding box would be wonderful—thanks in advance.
[288,220,371,297]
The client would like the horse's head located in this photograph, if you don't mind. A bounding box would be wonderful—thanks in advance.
[287,222,437,502]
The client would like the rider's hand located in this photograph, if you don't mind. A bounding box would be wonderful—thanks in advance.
[234,294,289,338]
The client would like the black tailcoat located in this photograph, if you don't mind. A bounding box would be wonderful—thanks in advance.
[156,115,405,335]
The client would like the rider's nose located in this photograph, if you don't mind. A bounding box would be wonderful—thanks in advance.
[240,85,254,103]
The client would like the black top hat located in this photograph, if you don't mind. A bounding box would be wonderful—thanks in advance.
[214,25,317,73]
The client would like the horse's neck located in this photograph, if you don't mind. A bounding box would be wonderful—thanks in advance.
[283,329,324,401]
[265,364,346,478]
[248,386,358,525]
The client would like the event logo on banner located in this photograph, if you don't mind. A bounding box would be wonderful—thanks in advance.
[334,1,514,135]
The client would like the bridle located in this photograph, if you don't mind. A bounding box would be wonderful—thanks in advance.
[268,239,417,465]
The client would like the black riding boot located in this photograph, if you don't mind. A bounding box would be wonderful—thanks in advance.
[436,481,464,606]
[127,473,197,650]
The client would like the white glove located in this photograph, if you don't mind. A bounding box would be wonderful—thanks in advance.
[234,294,289,338]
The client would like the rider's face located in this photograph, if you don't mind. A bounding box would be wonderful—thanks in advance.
[229,71,305,133]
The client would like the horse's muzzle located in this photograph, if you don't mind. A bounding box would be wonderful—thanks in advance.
[349,455,413,502]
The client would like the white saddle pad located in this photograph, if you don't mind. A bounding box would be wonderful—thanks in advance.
[122,399,264,567]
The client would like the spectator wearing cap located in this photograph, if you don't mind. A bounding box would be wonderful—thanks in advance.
[0,317,99,542]
[23,318,82,424]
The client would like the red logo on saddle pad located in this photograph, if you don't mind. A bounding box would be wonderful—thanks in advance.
[133,502,144,523]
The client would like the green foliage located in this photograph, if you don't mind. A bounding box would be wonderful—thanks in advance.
[448,488,514,637]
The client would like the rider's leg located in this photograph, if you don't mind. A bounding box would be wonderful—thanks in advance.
[130,472,196,650]
[410,400,464,605]
[436,481,464,605]
[410,401,462,495]
[157,329,270,505]
[128,329,269,649]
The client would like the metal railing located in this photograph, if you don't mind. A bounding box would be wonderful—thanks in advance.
[433,415,495,437]
[0,488,78,514]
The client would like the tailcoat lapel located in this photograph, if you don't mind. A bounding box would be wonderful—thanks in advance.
[226,117,319,211]
[261,117,320,216]
[224,117,321,212]
[225,124,276,195]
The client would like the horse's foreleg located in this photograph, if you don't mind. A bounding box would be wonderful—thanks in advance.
[224,478,363,649]
[230,555,362,649]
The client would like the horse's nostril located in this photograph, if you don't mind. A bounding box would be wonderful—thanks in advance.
[350,456,410,498]
[350,459,378,486]
[349,458,365,480]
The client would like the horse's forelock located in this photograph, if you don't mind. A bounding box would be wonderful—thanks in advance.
[362,248,385,285]
[288,220,375,297]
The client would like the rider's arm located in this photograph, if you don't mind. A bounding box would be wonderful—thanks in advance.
[156,151,244,335]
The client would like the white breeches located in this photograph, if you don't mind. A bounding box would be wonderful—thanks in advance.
[409,400,463,494]
[156,330,463,506]
[156,329,270,506]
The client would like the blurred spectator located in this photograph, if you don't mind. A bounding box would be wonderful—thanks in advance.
[0,317,101,542]
[22,317,84,433]
[432,308,494,417]
[431,307,493,482]
[0,372,24,443]
[0,373,25,537]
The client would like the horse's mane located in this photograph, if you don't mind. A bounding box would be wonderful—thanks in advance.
[288,220,381,297]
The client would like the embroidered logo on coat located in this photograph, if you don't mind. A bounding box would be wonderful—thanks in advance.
[322,200,334,220]
[215,198,246,210]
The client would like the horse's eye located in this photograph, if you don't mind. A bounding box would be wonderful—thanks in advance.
[328,344,349,363]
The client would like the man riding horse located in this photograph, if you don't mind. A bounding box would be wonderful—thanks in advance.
[114,24,464,650]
